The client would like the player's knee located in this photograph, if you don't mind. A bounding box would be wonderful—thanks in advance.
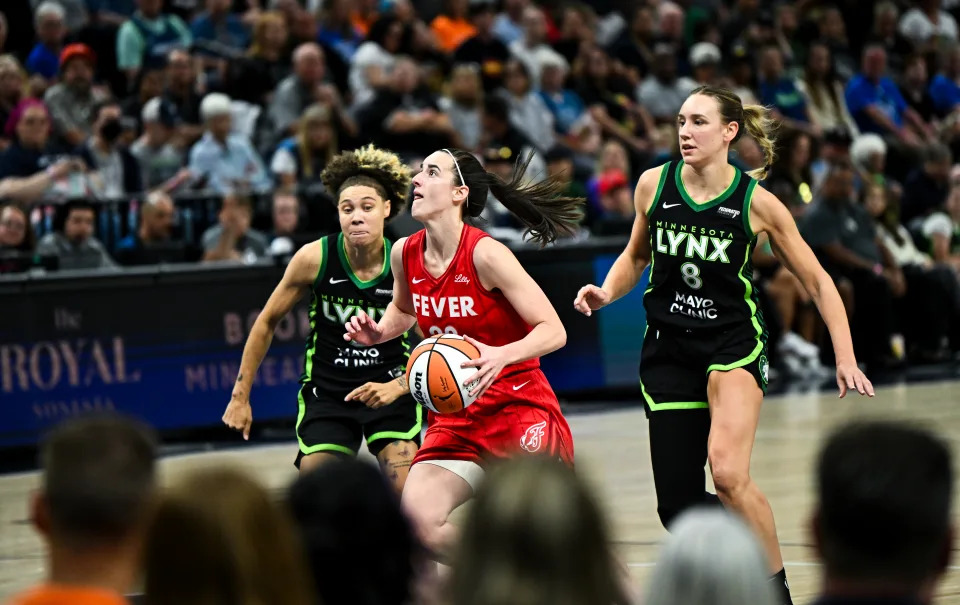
[400,489,447,554]
[709,451,750,499]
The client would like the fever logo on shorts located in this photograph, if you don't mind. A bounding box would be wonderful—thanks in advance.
[520,420,547,453]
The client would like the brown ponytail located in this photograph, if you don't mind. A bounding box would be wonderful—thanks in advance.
[447,148,584,247]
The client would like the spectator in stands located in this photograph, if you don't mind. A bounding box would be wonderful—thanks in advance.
[811,129,853,194]
[0,55,25,149]
[898,0,958,47]
[550,3,595,68]
[162,48,204,146]
[144,467,314,605]
[922,170,960,272]
[131,97,184,191]
[587,139,632,212]
[224,10,289,107]
[870,2,913,76]
[538,50,598,157]
[797,42,859,138]
[288,458,421,605]
[349,15,403,111]
[0,13,7,56]
[449,456,631,605]
[270,103,336,191]
[845,45,928,153]
[431,0,475,54]
[44,43,108,148]
[865,182,959,360]
[0,156,84,203]
[643,509,777,605]
[0,202,34,253]
[901,143,952,226]
[508,5,550,88]
[801,161,904,368]
[817,6,857,82]
[0,99,66,180]
[899,54,938,127]
[78,100,143,198]
[811,421,953,605]
[453,0,509,93]
[545,145,588,211]
[850,133,889,194]
[498,58,554,154]
[479,94,543,178]
[757,45,815,136]
[190,0,250,58]
[116,0,192,86]
[121,65,165,136]
[594,169,633,231]
[357,57,456,162]
[25,2,67,84]
[317,0,362,64]
[36,199,118,270]
[725,51,759,106]
[929,43,960,118]
[7,414,157,605]
[688,42,722,87]
[766,129,815,218]
[267,189,301,255]
[188,92,271,194]
[608,5,655,89]
[638,42,698,126]
[201,191,268,263]
[438,64,483,152]
[115,190,182,265]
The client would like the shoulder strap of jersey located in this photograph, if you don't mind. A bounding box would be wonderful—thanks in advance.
[312,235,330,289]
[646,161,673,217]
[402,229,424,281]
[741,177,759,238]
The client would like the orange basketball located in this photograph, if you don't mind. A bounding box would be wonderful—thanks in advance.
[405,335,481,414]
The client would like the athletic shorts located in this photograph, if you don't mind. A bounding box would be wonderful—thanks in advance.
[412,368,575,467]
[639,321,770,414]
[295,383,422,467]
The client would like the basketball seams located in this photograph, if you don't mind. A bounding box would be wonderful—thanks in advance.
[428,350,465,413]
[433,341,480,358]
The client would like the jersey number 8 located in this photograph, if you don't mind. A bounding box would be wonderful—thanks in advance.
[428,325,460,336]
[681,262,703,289]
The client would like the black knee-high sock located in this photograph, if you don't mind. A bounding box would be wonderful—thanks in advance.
[703,491,722,507]
[770,568,793,605]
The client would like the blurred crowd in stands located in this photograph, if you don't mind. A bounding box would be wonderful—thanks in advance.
[1,0,960,372]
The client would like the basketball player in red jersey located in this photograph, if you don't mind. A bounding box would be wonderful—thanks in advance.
[344,147,584,558]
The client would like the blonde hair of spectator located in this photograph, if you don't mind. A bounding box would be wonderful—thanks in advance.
[643,508,778,605]
[0,55,27,94]
[449,456,631,605]
[248,11,287,58]
[691,85,779,181]
[297,103,337,177]
[200,92,232,122]
[320,144,412,219]
[143,466,315,605]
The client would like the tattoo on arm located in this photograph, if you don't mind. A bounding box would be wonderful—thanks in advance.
[236,373,244,382]
[396,376,408,390]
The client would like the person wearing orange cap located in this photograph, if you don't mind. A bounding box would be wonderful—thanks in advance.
[42,43,108,148]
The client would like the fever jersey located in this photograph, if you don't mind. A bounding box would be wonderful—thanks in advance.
[402,224,539,375]
[301,233,411,391]
[644,161,764,331]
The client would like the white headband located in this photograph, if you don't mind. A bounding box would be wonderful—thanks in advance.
[441,148,465,186]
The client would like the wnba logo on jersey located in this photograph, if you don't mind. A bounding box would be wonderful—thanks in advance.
[520,420,547,453]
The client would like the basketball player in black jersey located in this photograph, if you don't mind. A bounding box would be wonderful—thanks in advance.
[575,86,874,605]
[223,145,421,492]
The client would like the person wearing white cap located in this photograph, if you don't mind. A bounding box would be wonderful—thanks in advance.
[131,96,185,190]
[187,92,271,194]
[688,42,722,86]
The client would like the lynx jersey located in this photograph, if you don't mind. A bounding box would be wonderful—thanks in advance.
[643,160,765,332]
[301,233,411,391]
[402,224,539,375]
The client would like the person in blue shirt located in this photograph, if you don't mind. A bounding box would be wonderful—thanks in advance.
[928,44,960,117]
[188,92,271,194]
[190,0,250,57]
[845,45,929,146]
[26,2,67,82]
[757,45,816,135]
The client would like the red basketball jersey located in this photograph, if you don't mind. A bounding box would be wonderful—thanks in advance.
[402,224,539,375]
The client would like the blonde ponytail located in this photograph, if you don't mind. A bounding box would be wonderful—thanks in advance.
[740,104,778,181]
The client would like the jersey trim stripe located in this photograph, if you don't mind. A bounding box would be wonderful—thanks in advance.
[646,161,671,217]
[675,160,742,212]
[302,237,329,382]
[366,404,423,444]
[742,179,758,237]
[336,232,392,290]
[638,329,708,410]
[709,236,765,372]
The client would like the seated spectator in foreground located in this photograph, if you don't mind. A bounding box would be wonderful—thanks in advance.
[288,459,421,605]
[449,456,633,605]
[43,44,108,148]
[131,97,186,191]
[0,99,67,180]
[0,203,34,253]
[267,190,303,256]
[643,509,777,605]
[161,49,204,147]
[25,2,67,84]
[115,190,187,265]
[0,156,85,204]
[36,200,118,271]
[144,467,314,605]
[201,192,268,263]
[810,421,953,605]
[78,100,143,198]
[188,93,271,195]
[270,104,336,191]
[7,414,158,605]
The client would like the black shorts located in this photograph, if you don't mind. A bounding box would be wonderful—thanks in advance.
[639,320,769,414]
[295,383,422,466]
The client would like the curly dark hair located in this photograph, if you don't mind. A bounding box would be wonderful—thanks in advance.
[320,145,412,220]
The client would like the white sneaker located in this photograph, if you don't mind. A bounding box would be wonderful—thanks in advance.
[781,331,820,360]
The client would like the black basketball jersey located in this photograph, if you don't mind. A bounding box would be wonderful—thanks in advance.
[301,233,411,391]
[643,161,764,331]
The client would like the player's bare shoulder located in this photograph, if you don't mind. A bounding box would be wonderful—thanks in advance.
[286,238,324,286]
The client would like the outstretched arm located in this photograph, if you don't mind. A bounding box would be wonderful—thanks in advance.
[751,187,874,397]
[345,237,418,345]
[223,241,320,438]
[574,164,662,314]
[462,237,567,397]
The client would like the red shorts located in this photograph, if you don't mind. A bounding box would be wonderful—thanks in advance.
[412,368,575,467]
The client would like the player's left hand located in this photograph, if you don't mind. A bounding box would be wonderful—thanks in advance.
[460,335,509,399]
[836,362,875,398]
[345,381,402,409]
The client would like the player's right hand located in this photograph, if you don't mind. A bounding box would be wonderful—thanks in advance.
[574,284,611,316]
[343,309,383,345]
[222,397,253,440]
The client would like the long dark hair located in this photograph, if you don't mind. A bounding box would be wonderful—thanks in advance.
[446,148,584,246]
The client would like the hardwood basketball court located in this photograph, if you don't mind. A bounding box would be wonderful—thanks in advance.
[1,379,959,603]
